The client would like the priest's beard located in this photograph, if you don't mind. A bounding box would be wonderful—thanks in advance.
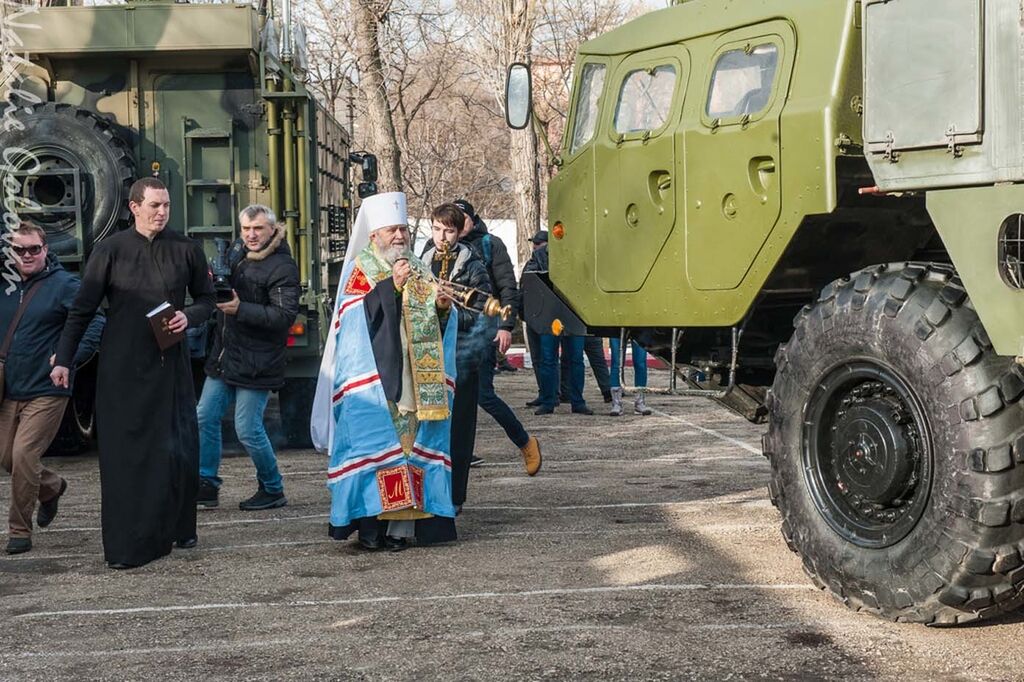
[376,244,410,265]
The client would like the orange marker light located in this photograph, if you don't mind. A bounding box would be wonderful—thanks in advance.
[551,319,564,336]
[289,322,306,336]
[552,222,565,240]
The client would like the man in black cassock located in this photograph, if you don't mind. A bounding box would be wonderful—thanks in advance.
[53,177,215,569]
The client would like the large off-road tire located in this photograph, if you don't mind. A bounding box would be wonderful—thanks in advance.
[0,102,133,256]
[279,377,316,449]
[45,360,97,456]
[765,263,1024,625]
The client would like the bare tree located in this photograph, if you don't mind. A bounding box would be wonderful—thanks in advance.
[500,0,541,264]
[351,0,403,191]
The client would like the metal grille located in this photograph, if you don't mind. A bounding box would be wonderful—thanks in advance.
[998,214,1024,289]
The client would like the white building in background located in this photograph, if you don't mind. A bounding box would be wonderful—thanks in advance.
[412,218,524,275]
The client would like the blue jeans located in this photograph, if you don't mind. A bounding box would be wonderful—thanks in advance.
[609,337,648,389]
[478,340,530,448]
[540,334,585,409]
[197,377,284,494]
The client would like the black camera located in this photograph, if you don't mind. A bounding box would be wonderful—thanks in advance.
[210,237,234,303]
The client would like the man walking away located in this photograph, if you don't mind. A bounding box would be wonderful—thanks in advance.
[0,223,102,554]
[196,205,300,511]
[453,199,541,475]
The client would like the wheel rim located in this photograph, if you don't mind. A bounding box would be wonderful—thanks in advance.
[8,145,83,238]
[802,360,933,548]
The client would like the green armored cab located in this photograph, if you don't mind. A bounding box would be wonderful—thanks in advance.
[508,0,1024,624]
[1,0,372,448]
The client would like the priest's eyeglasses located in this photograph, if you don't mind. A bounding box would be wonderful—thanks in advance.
[11,245,44,256]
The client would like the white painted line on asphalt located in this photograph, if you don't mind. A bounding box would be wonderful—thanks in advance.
[6,639,298,660]
[40,513,330,534]
[15,582,817,619]
[38,495,770,536]
[649,408,761,454]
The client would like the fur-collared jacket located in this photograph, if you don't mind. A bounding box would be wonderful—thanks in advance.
[205,228,300,390]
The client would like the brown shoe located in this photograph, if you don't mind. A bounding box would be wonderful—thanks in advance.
[520,436,542,476]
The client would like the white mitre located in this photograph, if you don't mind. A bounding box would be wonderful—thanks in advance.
[343,191,409,267]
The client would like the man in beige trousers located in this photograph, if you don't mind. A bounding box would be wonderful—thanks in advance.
[0,223,102,554]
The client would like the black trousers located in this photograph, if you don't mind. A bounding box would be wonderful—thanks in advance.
[450,366,480,507]
[526,325,543,396]
[560,336,611,400]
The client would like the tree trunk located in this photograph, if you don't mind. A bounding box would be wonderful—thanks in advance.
[502,0,540,265]
[352,0,403,192]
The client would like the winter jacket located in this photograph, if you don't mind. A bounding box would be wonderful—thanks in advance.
[459,218,520,331]
[0,254,104,401]
[422,242,491,368]
[518,244,549,318]
[205,229,300,390]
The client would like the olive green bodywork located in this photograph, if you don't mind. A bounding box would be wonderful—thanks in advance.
[545,0,1024,358]
[12,2,352,377]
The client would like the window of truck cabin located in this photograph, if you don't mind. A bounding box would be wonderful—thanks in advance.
[569,62,607,154]
[706,43,779,121]
[613,64,677,135]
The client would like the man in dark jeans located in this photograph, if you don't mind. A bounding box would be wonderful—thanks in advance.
[454,199,541,475]
[423,203,492,509]
[196,204,300,511]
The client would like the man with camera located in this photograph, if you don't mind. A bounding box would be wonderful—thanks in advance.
[196,205,300,511]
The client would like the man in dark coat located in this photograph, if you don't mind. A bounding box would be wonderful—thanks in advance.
[0,223,102,554]
[196,204,300,511]
[53,177,215,569]
[422,203,491,510]
[453,199,541,474]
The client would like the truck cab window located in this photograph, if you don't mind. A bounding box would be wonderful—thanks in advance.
[614,65,677,134]
[569,63,607,154]
[706,44,779,119]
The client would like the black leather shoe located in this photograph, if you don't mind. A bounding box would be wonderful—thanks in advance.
[571,405,594,415]
[176,537,198,549]
[525,398,542,407]
[5,537,31,555]
[358,536,382,551]
[384,536,409,552]
[534,406,555,415]
[37,478,67,528]
[602,392,613,403]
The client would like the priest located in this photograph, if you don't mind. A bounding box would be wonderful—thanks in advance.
[53,177,215,568]
[312,192,458,551]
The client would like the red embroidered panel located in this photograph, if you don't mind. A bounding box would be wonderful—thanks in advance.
[344,266,372,295]
[410,466,424,509]
[376,465,413,512]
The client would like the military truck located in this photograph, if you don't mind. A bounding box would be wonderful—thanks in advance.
[506,0,1024,624]
[0,0,372,449]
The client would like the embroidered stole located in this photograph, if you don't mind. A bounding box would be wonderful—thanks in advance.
[356,246,450,422]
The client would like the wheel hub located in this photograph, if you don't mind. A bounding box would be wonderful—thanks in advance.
[803,364,932,548]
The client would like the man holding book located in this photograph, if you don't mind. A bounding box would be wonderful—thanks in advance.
[195,204,299,512]
[53,177,215,569]
[311,192,458,551]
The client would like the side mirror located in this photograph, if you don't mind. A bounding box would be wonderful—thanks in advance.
[349,151,379,198]
[505,62,533,130]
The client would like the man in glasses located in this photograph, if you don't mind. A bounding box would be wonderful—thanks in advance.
[0,223,103,554]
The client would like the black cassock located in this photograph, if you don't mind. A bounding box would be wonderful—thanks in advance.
[57,229,215,566]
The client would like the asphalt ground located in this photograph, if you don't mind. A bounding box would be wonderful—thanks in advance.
[3,369,1024,681]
